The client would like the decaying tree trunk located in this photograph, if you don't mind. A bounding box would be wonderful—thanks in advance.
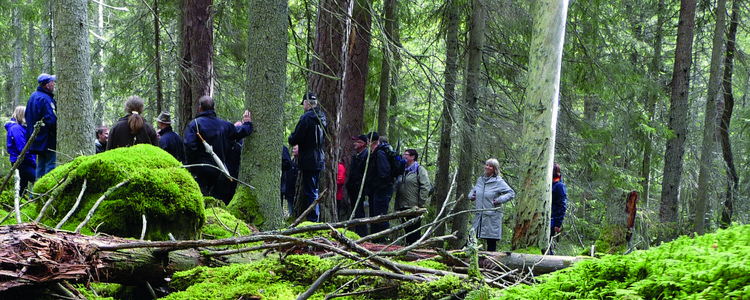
[594,191,638,254]
[0,209,585,293]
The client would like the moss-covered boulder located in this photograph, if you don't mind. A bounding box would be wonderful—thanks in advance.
[34,144,205,240]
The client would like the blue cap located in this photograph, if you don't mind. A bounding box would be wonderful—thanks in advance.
[38,73,56,85]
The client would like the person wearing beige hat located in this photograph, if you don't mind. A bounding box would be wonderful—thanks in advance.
[156,111,185,164]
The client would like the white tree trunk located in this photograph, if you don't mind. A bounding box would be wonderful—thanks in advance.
[512,0,569,251]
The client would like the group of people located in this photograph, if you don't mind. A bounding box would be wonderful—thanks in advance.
[8,74,567,251]
[7,73,253,205]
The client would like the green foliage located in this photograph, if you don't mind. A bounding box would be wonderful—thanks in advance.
[33,144,205,240]
[202,207,255,239]
[496,224,750,299]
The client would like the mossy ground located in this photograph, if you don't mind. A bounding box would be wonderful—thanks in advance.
[496,224,750,299]
[32,144,205,240]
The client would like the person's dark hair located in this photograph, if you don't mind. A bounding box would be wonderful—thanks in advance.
[553,163,562,179]
[405,149,418,160]
[199,95,215,111]
[125,96,145,134]
[96,126,108,138]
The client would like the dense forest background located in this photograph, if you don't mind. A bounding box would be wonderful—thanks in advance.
[0,0,748,255]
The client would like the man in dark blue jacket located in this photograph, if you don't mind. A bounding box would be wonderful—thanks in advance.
[25,73,57,180]
[156,111,186,164]
[184,96,253,204]
[288,92,327,222]
[363,132,393,241]
[548,163,567,255]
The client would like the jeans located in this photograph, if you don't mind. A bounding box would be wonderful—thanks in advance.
[301,170,320,222]
[35,151,56,180]
[364,185,393,242]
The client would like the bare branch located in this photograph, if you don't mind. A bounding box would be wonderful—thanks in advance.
[56,179,87,230]
[75,180,129,234]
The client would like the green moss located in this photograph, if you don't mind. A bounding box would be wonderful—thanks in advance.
[202,207,255,239]
[496,224,750,299]
[226,186,263,228]
[290,221,362,241]
[34,144,205,240]
[592,223,628,255]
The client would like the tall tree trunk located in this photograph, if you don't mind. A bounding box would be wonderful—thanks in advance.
[27,0,37,76]
[42,0,53,73]
[511,0,568,251]
[641,0,665,209]
[431,0,458,245]
[12,4,22,107]
[658,0,697,242]
[449,0,486,250]
[386,1,401,141]
[54,0,95,159]
[377,0,395,136]
[229,0,287,231]
[310,0,350,223]
[93,0,104,126]
[178,0,214,135]
[155,0,163,114]
[718,0,740,229]
[694,0,726,235]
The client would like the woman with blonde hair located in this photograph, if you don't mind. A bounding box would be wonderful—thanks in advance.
[5,106,36,197]
[107,96,158,150]
[469,158,515,251]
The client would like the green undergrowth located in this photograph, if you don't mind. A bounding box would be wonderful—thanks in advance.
[164,253,473,300]
[496,224,750,299]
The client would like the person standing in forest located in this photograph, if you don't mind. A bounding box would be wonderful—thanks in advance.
[107,96,158,150]
[548,162,568,254]
[156,111,186,164]
[348,134,370,237]
[469,158,515,252]
[288,92,327,222]
[6,106,36,198]
[364,131,393,242]
[25,73,57,179]
[395,149,431,245]
[336,158,347,220]
[184,96,252,204]
[95,126,109,154]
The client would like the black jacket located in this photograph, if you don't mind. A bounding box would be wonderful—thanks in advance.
[183,110,253,168]
[158,125,186,164]
[107,115,159,150]
[288,106,327,171]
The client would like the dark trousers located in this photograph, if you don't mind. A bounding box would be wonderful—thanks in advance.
[354,185,393,241]
[192,165,224,203]
[399,208,422,245]
[35,151,55,180]
[17,162,36,198]
[301,170,320,222]
[485,238,498,252]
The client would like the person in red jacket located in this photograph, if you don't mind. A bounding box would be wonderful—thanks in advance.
[336,159,347,220]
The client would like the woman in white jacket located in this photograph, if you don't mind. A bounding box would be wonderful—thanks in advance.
[469,158,515,251]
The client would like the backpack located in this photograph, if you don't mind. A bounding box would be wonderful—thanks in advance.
[379,144,406,181]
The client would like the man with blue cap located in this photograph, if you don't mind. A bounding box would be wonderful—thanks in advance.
[25,73,58,179]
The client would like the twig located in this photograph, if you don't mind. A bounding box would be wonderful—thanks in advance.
[14,170,21,223]
[35,174,72,222]
[181,163,255,189]
[75,180,129,234]
[296,261,345,300]
[329,224,404,274]
[325,286,396,300]
[355,214,421,244]
[289,189,329,228]
[334,269,430,281]
[203,242,296,257]
[56,179,87,229]
[140,215,147,240]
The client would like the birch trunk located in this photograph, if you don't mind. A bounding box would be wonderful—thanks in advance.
[511,0,568,251]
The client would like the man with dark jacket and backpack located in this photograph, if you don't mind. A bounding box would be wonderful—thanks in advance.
[362,131,393,241]
[25,73,57,179]
[288,92,327,222]
[184,96,253,204]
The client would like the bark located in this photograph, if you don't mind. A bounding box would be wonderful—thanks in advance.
[93,0,105,126]
[310,0,350,223]
[659,0,697,241]
[640,0,665,210]
[42,0,53,73]
[155,0,164,114]
[178,0,214,136]
[695,0,726,235]
[12,4,22,107]
[378,0,395,136]
[512,0,568,251]
[431,0,459,244]
[227,0,288,231]
[386,0,402,141]
[718,0,740,229]
[450,0,486,250]
[54,0,96,160]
